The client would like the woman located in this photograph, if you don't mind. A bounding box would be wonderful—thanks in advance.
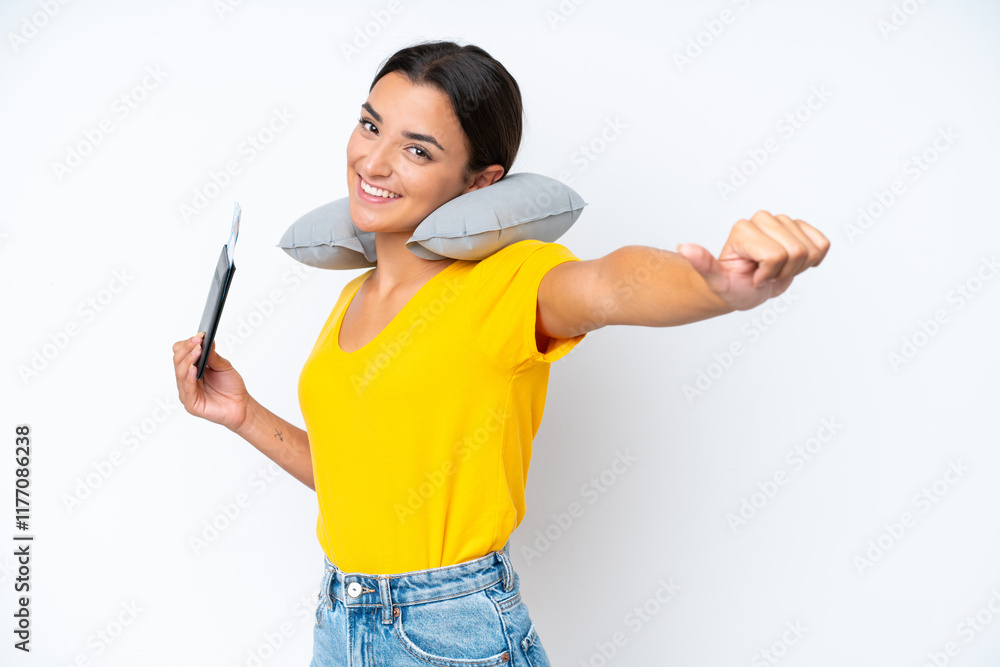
[172,40,829,666]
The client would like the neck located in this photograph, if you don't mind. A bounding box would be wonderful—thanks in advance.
[368,230,456,295]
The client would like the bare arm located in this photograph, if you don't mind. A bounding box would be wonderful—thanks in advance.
[233,397,314,491]
[535,246,734,341]
[172,333,315,491]
[536,212,830,337]
[592,245,735,328]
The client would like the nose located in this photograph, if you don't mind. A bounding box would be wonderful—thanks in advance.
[360,138,393,178]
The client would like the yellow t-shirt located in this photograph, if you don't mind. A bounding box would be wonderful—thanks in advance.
[298,239,587,574]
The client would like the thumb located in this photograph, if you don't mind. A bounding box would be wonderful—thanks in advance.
[675,243,729,293]
[204,340,234,373]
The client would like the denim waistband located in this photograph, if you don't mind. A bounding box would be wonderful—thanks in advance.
[320,541,516,624]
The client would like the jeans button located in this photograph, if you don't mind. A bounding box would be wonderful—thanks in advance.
[346,581,362,598]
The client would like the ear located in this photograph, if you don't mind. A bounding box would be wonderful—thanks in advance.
[463,164,505,193]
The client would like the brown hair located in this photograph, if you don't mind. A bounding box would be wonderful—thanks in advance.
[371,40,523,183]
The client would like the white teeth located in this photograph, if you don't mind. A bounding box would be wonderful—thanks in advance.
[361,179,400,198]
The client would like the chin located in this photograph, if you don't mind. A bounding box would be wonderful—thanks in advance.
[345,196,369,225]
[348,202,406,235]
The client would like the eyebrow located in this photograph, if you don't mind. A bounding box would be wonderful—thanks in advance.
[361,102,446,152]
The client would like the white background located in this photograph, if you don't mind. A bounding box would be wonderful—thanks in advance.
[3,0,999,665]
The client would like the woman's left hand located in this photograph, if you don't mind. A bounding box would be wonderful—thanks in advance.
[675,211,831,311]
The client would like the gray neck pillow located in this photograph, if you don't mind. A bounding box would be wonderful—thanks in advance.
[277,172,587,269]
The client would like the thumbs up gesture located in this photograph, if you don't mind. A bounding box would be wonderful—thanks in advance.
[676,211,831,311]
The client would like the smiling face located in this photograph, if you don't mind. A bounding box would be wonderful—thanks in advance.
[347,71,487,233]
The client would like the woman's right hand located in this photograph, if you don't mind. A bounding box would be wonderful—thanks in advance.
[172,332,251,433]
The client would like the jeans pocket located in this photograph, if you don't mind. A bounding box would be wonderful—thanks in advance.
[490,583,551,667]
[392,590,511,666]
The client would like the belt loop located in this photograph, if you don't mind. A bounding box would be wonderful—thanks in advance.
[378,576,394,625]
[497,540,515,592]
[320,567,334,608]
[320,557,336,608]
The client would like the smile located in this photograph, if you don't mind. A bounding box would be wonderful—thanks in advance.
[359,177,401,199]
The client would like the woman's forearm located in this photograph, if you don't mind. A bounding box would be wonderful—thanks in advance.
[596,245,736,328]
[233,397,314,490]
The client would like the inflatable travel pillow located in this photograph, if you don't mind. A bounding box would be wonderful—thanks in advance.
[277,172,587,269]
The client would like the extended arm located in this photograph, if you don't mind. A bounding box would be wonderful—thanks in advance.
[597,245,737,327]
[536,211,830,338]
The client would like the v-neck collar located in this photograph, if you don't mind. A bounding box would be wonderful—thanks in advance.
[333,259,463,355]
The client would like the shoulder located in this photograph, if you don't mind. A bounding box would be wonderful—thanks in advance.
[472,239,580,278]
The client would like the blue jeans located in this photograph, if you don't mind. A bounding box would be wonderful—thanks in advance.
[310,540,551,667]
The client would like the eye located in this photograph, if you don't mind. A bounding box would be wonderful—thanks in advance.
[357,116,432,160]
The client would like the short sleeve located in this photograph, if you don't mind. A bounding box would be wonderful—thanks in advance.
[473,240,588,372]
[305,270,371,359]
